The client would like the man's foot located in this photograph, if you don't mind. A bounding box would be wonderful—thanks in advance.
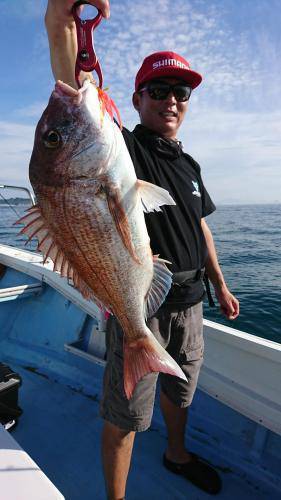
[163,452,222,495]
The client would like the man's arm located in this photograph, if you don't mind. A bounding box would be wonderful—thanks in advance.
[201,218,239,320]
[45,0,110,88]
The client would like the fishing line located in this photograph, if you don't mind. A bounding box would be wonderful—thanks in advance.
[0,192,34,250]
[0,192,21,218]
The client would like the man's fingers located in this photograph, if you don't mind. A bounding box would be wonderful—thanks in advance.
[220,298,239,320]
[217,291,240,320]
[70,1,110,19]
[227,299,239,320]
[89,0,110,18]
[228,310,239,320]
[103,4,110,18]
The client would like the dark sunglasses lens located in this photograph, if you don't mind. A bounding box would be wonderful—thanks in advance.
[147,83,170,100]
[174,85,192,101]
[146,83,192,101]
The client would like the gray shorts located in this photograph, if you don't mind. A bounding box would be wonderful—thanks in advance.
[100,302,204,432]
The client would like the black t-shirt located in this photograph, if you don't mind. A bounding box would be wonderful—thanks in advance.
[122,124,216,307]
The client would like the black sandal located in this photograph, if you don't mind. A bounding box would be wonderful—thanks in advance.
[163,453,222,495]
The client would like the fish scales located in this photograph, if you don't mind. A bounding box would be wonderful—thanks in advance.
[63,186,150,321]
[39,183,151,331]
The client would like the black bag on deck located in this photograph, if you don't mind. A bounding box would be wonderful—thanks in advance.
[0,363,22,431]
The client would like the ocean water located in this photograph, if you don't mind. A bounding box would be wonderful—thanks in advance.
[0,203,280,344]
[205,204,281,343]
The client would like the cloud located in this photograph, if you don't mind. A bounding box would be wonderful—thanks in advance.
[180,107,281,204]
[95,0,266,113]
[0,0,280,204]
[0,122,34,187]
[91,0,280,204]
[122,98,281,204]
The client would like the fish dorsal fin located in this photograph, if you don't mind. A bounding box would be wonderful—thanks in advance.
[137,180,176,213]
[15,206,107,311]
[97,87,122,129]
[104,185,141,264]
[144,256,173,318]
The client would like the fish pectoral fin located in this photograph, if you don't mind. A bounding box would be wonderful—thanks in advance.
[136,179,176,213]
[144,256,173,319]
[16,205,76,276]
[15,206,108,311]
[123,333,187,399]
[104,184,141,264]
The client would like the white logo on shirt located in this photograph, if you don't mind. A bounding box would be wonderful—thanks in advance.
[192,181,201,197]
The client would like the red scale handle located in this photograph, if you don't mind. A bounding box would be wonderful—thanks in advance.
[72,1,103,88]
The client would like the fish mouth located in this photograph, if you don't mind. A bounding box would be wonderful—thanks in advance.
[54,79,93,105]
[55,81,80,98]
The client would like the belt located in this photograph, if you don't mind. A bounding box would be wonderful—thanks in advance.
[172,268,205,287]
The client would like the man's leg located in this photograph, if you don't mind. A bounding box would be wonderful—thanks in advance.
[160,390,191,463]
[159,303,221,494]
[102,421,135,500]
[100,316,158,499]
[160,388,221,495]
[159,303,204,462]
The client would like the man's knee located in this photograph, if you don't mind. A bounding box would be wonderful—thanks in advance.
[102,420,135,446]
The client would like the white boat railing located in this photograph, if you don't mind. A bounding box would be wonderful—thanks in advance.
[0,185,35,206]
[200,319,281,436]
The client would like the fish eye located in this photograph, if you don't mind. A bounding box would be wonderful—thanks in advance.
[43,130,61,149]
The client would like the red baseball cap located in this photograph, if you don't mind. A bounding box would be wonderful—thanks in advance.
[135,51,202,91]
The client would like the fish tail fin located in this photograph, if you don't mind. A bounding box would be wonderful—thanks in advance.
[123,331,187,399]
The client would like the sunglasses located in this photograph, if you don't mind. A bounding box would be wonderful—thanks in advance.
[138,81,192,102]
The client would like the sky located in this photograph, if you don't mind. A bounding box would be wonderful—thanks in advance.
[0,0,280,204]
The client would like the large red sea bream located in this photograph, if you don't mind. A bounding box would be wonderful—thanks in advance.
[17,80,186,398]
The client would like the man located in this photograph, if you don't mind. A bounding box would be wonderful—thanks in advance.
[45,1,239,499]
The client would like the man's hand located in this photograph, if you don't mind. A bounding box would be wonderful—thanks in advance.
[215,286,239,320]
[45,0,110,87]
[46,0,110,24]
[201,219,240,321]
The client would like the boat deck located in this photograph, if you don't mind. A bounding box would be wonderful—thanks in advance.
[8,364,278,500]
